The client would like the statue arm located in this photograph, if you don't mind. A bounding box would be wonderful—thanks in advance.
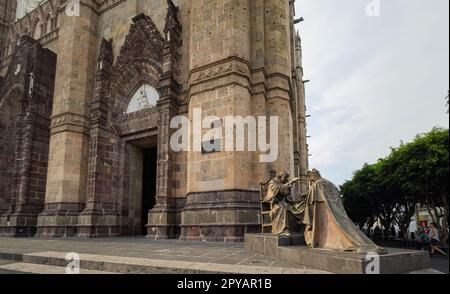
[289,177,301,185]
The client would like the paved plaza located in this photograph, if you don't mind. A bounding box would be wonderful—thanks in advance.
[0,237,447,274]
[0,237,329,274]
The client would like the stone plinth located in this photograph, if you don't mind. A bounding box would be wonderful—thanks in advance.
[245,234,431,274]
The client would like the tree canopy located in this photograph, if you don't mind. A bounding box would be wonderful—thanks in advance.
[341,128,449,240]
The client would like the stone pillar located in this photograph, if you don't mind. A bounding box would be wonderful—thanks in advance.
[249,0,268,183]
[0,36,56,237]
[147,0,183,240]
[36,1,99,237]
[77,39,122,238]
[181,0,260,242]
[147,99,179,239]
[264,0,295,176]
[294,33,309,195]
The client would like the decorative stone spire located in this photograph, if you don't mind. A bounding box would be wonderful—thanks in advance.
[91,38,113,129]
[97,38,113,74]
[157,0,183,102]
[164,0,182,47]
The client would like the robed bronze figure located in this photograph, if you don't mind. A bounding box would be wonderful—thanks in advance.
[304,169,387,254]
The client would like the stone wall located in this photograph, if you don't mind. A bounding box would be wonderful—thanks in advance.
[0,36,56,237]
[36,1,100,237]
[0,85,20,215]
[0,0,17,58]
[0,0,59,76]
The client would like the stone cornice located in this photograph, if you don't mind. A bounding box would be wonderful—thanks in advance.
[187,56,295,114]
[50,112,91,135]
[187,56,252,98]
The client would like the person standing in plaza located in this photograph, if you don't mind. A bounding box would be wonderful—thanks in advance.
[429,223,447,257]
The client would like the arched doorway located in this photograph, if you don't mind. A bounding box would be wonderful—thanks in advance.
[122,84,160,235]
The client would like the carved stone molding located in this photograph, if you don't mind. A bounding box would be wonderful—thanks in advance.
[189,57,251,86]
[118,106,159,123]
[50,112,91,135]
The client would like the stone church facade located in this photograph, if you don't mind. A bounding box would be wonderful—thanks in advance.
[0,0,309,242]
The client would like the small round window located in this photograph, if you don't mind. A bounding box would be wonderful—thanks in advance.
[126,84,159,114]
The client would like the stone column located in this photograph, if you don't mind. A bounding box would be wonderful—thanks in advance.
[77,39,122,238]
[294,33,309,195]
[181,0,261,243]
[147,98,179,239]
[36,1,100,237]
[249,0,268,183]
[147,0,183,240]
[264,0,295,176]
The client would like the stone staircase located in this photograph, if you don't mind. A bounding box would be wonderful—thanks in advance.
[0,251,329,274]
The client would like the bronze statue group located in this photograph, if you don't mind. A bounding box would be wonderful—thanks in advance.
[263,169,387,254]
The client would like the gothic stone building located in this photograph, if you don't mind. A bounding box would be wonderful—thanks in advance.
[0,0,309,242]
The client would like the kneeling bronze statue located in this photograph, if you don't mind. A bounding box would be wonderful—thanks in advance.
[304,169,387,254]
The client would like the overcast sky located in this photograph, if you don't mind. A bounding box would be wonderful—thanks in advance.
[294,0,449,185]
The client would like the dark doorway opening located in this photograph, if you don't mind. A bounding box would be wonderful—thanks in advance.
[141,147,158,234]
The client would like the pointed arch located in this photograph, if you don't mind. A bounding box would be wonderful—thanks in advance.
[108,14,165,122]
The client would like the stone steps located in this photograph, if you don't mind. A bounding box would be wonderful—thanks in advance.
[0,262,117,274]
[0,251,330,274]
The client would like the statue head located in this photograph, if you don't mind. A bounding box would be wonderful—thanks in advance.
[269,170,277,180]
[277,171,290,184]
[307,169,322,183]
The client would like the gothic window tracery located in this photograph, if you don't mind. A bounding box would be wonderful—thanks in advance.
[16,0,47,20]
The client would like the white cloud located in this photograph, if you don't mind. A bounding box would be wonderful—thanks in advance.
[295,0,450,185]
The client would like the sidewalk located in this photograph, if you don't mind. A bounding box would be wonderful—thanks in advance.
[0,237,329,274]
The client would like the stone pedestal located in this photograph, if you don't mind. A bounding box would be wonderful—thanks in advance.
[245,234,431,274]
[0,211,38,237]
[180,190,261,242]
[146,204,180,240]
[36,203,83,238]
[77,211,121,238]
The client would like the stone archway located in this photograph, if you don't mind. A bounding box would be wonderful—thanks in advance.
[78,8,183,238]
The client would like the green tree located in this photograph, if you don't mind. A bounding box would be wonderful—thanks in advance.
[342,128,449,241]
[392,128,449,240]
[341,164,380,230]
[373,160,397,236]
[380,150,419,241]
[341,162,397,236]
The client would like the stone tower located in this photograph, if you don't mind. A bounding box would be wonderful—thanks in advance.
[180,0,307,241]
